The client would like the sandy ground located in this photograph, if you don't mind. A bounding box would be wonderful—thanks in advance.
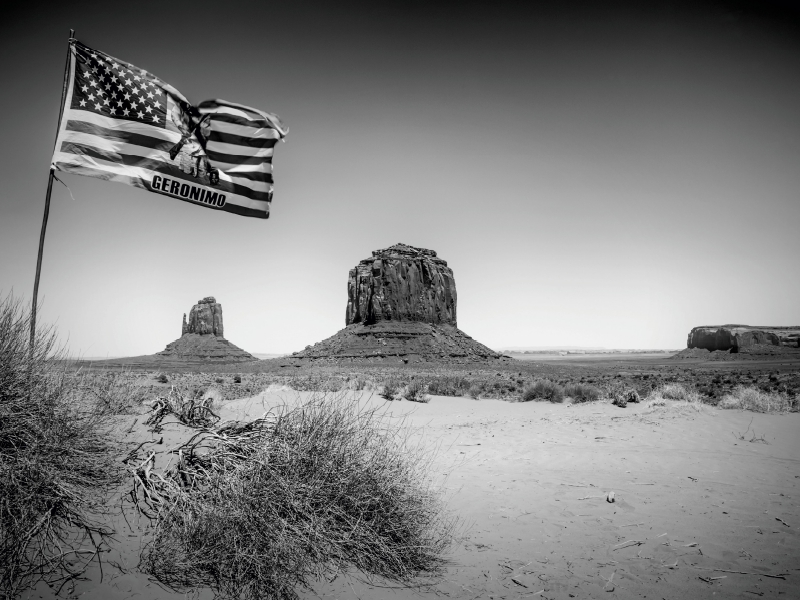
[24,390,800,600]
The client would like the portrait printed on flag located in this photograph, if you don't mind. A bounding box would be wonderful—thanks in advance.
[51,40,286,219]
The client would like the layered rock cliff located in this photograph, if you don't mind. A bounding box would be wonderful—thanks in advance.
[687,325,800,352]
[289,243,504,364]
[182,296,224,337]
[346,243,457,326]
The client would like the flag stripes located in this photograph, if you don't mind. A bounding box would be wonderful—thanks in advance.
[51,40,286,220]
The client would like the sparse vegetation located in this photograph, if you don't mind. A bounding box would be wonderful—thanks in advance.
[0,294,127,598]
[564,383,601,404]
[146,386,221,432]
[380,378,400,400]
[647,383,702,404]
[521,379,565,403]
[404,380,430,403]
[135,394,456,600]
[718,386,796,413]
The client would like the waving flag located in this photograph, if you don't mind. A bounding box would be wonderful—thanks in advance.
[51,40,287,219]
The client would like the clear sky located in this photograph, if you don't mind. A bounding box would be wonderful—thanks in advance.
[1,0,798,356]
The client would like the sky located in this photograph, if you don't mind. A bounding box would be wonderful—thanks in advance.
[1,0,798,356]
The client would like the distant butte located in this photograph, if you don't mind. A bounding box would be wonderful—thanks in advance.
[157,297,255,362]
[287,243,505,364]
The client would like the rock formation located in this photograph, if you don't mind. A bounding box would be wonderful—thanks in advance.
[288,244,505,364]
[182,296,224,337]
[687,325,800,352]
[157,297,254,362]
[346,244,456,326]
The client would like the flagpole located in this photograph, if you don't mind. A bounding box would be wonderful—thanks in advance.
[30,29,74,350]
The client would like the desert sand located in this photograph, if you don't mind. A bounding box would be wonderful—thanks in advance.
[23,387,799,600]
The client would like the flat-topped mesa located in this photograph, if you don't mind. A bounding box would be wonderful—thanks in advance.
[289,243,505,364]
[687,325,800,352]
[346,243,457,326]
[182,296,224,337]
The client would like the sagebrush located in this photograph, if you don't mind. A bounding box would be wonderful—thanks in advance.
[0,294,127,598]
[135,394,457,600]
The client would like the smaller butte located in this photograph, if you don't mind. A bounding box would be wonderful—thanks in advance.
[288,243,505,364]
[156,297,256,363]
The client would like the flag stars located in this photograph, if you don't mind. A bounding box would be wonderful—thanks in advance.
[137,111,145,119]
[153,100,161,110]
[152,115,159,123]
[79,99,86,107]
[147,91,154,99]
[123,108,130,116]
[94,102,102,111]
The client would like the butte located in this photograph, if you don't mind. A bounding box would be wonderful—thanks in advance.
[155,296,256,363]
[287,243,505,364]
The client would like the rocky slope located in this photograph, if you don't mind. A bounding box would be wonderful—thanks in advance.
[687,325,800,352]
[289,244,505,364]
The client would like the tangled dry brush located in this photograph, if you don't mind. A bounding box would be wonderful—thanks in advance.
[132,393,458,600]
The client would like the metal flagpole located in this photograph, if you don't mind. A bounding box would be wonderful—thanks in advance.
[30,29,74,350]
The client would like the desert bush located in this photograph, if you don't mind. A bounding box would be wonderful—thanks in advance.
[404,380,430,403]
[0,294,126,597]
[136,394,456,600]
[233,375,242,384]
[718,386,796,413]
[521,379,564,403]
[466,383,483,399]
[564,383,601,404]
[79,369,151,414]
[146,386,221,432]
[155,373,169,383]
[380,378,400,400]
[425,375,471,397]
[648,383,701,404]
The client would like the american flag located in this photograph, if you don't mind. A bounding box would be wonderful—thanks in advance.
[51,40,287,219]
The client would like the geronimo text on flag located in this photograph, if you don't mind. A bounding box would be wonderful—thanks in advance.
[51,40,286,219]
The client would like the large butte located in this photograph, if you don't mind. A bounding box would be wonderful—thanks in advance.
[287,243,505,364]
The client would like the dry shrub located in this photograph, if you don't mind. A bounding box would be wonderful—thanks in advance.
[521,379,564,403]
[648,383,701,404]
[0,294,126,597]
[564,383,601,404]
[136,394,456,600]
[718,386,796,413]
[404,380,430,403]
[425,375,471,397]
[146,386,221,432]
[380,378,400,400]
[466,383,483,399]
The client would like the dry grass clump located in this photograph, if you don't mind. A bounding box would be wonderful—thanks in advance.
[135,394,456,600]
[647,383,702,404]
[403,380,430,403]
[380,378,400,400]
[521,379,565,403]
[564,383,601,404]
[718,386,796,413]
[0,294,126,597]
[424,374,470,397]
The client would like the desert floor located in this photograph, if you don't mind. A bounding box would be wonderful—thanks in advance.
[23,385,800,600]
